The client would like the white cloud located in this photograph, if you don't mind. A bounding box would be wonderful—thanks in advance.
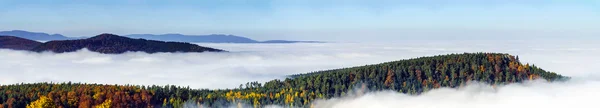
[0,43,420,89]
[313,79,600,108]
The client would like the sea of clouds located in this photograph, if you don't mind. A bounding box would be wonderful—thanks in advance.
[1,40,599,108]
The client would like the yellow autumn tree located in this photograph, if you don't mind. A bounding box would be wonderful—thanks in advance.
[517,65,525,73]
[225,90,235,102]
[26,96,57,108]
[285,93,294,107]
[384,70,394,87]
[94,99,111,108]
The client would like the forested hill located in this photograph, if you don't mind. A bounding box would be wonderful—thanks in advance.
[30,34,225,54]
[0,53,567,108]
[0,36,42,50]
[289,53,566,94]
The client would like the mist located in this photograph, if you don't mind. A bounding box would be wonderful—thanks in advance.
[312,79,600,108]
[1,41,598,89]
[0,42,428,89]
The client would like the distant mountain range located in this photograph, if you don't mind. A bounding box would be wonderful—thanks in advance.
[260,40,322,43]
[0,34,224,54]
[0,30,70,41]
[125,34,258,43]
[0,30,323,43]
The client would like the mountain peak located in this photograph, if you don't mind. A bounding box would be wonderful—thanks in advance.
[31,33,225,54]
[3,30,49,35]
[88,33,129,40]
[9,30,28,32]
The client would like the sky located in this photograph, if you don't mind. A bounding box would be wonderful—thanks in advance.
[0,0,599,42]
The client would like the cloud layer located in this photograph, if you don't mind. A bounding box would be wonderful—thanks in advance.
[313,79,600,108]
[1,41,599,89]
[1,41,599,108]
[0,43,424,89]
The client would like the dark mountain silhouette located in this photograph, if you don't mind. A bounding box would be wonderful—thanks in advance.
[31,34,225,54]
[0,36,43,50]
[0,30,70,41]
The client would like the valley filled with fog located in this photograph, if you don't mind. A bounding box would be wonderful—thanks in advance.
[1,40,599,108]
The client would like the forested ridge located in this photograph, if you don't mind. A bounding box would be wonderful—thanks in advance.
[0,36,42,50]
[0,53,567,108]
[31,34,224,54]
[0,34,224,54]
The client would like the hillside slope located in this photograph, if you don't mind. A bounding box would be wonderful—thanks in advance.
[290,53,566,95]
[0,36,42,50]
[31,34,225,54]
[0,53,566,108]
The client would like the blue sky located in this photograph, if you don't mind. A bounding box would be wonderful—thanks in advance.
[0,0,598,41]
